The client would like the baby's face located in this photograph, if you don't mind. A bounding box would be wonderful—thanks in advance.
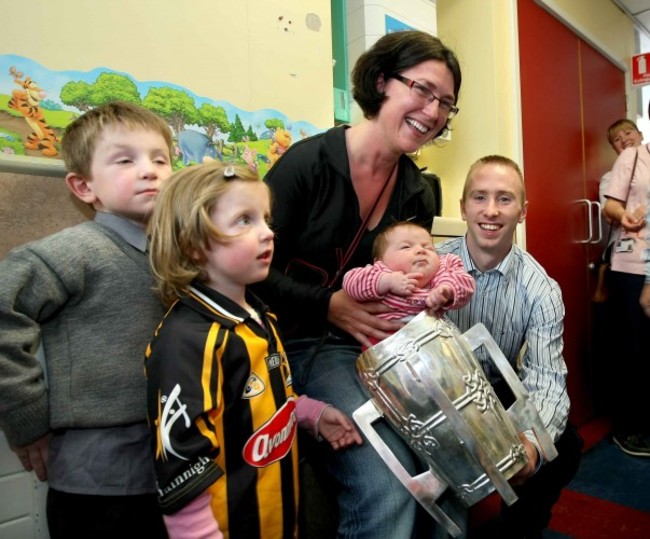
[381,226,440,285]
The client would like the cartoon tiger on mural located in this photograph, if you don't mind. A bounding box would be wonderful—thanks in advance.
[8,66,60,157]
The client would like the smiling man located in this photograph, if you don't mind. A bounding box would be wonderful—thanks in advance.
[436,155,583,539]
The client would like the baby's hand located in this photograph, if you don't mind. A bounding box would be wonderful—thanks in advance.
[379,271,422,296]
[425,284,454,313]
[318,406,363,450]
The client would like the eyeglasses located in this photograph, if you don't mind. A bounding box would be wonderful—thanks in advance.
[391,74,459,119]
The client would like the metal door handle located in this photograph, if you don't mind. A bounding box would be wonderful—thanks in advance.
[576,199,592,243]
[590,200,603,244]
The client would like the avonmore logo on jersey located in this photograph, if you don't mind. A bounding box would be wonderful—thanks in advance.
[243,398,297,467]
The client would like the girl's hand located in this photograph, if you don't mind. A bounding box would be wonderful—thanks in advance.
[318,406,363,450]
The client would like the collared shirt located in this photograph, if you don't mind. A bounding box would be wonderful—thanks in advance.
[95,211,148,252]
[436,236,569,448]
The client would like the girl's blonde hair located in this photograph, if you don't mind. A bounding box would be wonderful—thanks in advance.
[148,162,263,306]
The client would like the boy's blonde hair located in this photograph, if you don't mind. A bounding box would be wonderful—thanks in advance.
[606,119,640,147]
[372,221,431,260]
[148,162,264,306]
[61,101,174,178]
[463,155,526,205]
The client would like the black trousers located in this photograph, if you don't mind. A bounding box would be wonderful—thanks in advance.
[477,382,584,539]
[608,270,650,437]
[496,424,583,538]
[46,487,168,539]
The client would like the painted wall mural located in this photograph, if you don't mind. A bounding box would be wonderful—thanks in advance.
[0,54,323,177]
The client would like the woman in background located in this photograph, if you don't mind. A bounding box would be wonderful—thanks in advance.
[603,139,650,458]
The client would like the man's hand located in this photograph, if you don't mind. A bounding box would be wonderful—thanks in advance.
[328,289,402,348]
[12,433,52,481]
[509,434,539,486]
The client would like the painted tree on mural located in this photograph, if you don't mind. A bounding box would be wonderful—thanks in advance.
[244,125,258,141]
[60,73,140,112]
[264,118,285,131]
[197,103,230,141]
[143,87,198,135]
[228,113,247,142]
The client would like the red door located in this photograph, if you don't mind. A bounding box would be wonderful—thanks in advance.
[518,0,625,427]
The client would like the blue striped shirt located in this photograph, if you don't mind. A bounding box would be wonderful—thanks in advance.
[436,236,569,446]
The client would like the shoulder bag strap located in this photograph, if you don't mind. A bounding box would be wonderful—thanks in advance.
[328,162,397,288]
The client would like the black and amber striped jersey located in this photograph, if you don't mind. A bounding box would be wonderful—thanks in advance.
[145,281,299,539]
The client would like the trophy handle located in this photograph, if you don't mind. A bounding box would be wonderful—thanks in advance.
[352,400,464,538]
[461,323,559,462]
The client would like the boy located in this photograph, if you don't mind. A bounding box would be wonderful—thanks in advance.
[0,102,174,537]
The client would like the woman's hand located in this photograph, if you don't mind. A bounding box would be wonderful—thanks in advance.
[621,206,646,233]
[327,289,402,348]
[604,199,646,232]
[640,283,650,318]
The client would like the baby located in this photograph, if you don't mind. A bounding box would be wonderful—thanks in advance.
[343,221,475,341]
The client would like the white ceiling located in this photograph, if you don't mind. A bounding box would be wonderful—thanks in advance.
[613,0,650,38]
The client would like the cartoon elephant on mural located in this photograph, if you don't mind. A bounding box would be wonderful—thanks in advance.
[178,129,221,165]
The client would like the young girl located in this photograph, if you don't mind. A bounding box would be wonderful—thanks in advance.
[145,162,362,539]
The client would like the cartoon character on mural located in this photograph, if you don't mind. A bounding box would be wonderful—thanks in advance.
[242,146,259,173]
[7,66,60,157]
[177,129,221,165]
[268,127,292,166]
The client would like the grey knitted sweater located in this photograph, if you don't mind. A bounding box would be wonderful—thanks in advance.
[0,218,164,448]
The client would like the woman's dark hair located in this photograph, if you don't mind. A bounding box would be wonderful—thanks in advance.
[351,30,462,122]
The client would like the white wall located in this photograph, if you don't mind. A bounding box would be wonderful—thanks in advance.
[0,432,49,539]
[346,0,437,122]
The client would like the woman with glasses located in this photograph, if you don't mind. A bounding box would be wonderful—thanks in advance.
[252,30,461,538]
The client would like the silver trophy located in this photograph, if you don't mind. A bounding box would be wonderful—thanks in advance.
[352,313,558,537]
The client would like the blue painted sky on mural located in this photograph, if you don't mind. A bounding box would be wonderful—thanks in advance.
[0,54,322,141]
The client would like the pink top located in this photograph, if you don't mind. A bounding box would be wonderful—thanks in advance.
[605,145,650,275]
